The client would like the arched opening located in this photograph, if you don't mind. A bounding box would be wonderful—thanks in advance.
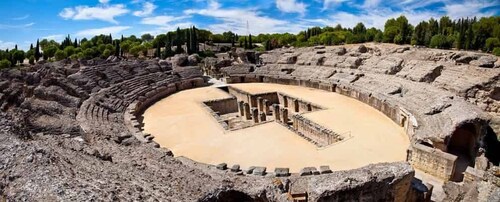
[484,126,500,166]
[447,123,478,182]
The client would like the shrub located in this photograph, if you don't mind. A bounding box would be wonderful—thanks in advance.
[54,50,67,61]
[493,47,500,56]
[0,59,11,69]
[29,56,35,65]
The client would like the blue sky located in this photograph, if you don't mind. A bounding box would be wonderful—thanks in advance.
[0,0,498,50]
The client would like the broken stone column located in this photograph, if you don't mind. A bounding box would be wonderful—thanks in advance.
[238,101,244,116]
[281,108,288,124]
[257,97,264,112]
[263,99,270,115]
[252,108,259,123]
[307,103,312,111]
[244,103,251,120]
[283,96,288,107]
[260,112,267,122]
[294,99,299,113]
[273,104,281,122]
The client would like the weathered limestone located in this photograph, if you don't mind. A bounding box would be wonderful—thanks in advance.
[274,168,290,177]
[281,108,289,124]
[230,164,240,172]
[216,163,227,170]
[257,97,264,112]
[251,107,259,123]
[293,99,299,113]
[263,99,270,115]
[253,167,266,176]
[273,104,281,122]
[238,101,244,116]
[320,166,333,174]
[243,103,251,120]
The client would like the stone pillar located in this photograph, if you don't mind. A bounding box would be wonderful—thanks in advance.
[281,108,288,124]
[260,112,266,122]
[252,108,259,123]
[257,97,264,112]
[283,96,288,107]
[263,99,270,115]
[273,104,281,122]
[294,99,299,113]
[238,101,245,116]
[244,103,251,120]
[307,103,312,111]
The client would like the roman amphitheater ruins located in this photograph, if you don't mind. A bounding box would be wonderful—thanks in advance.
[1,43,499,201]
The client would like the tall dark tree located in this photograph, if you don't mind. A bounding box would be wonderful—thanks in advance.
[115,42,120,57]
[175,27,183,54]
[192,26,198,53]
[73,38,78,47]
[35,39,41,61]
[248,34,253,49]
[244,37,248,49]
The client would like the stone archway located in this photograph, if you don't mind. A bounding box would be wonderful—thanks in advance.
[447,123,478,182]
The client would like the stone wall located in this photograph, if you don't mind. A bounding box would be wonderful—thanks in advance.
[407,143,458,181]
[277,92,323,113]
[203,97,238,115]
[291,114,344,147]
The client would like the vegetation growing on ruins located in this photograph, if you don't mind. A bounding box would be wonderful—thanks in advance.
[0,15,499,68]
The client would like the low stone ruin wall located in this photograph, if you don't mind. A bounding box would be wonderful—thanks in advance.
[291,114,343,147]
[407,143,457,181]
[278,92,324,113]
[227,86,279,108]
[203,97,238,115]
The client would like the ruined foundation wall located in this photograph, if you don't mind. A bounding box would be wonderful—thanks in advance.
[228,86,252,107]
[292,114,343,147]
[203,98,238,115]
[408,143,458,181]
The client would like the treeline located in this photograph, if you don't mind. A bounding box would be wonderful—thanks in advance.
[1,15,499,69]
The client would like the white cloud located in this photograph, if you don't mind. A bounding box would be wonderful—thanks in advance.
[141,15,189,26]
[276,0,307,15]
[12,14,29,20]
[59,4,129,24]
[322,0,349,10]
[42,34,65,41]
[184,0,310,34]
[133,2,157,17]
[363,0,382,8]
[443,0,497,19]
[0,41,16,50]
[141,22,195,36]
[0,22,34,29]
[75,26,131,37]
[99,0,110,4]
[313,8,441,29]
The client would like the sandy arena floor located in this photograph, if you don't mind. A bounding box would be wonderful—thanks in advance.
[143,83,410,172]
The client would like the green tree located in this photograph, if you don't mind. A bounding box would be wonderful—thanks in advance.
[102,49,112,58]
[0,59,11,69]
[429,34,450,49]
[54,49,67,61]
[35,39,41,61]
[485,37,500,52]
[141,33,154,42]
[64,46,76,57]
[29,56,35,65]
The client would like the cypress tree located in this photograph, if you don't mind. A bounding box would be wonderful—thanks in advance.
[35,39,41,61]
[186,28,192,54]
[14,45,17,50]
[176,27,182,54]
[30,44,34,50]
[73,38,78,47]
[115,42,120,57]
[244,37,248,49]
[192,26,198,53]
[249,34,253,49]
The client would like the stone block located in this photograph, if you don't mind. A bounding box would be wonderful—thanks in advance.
[299,167,319,176]
[274,168,290,177]
[320,166,332,174]
[246,166,256,174]
[260,112,267,122]
[216,163,227,170]
[231,164,240,172]
[253,167,266,176]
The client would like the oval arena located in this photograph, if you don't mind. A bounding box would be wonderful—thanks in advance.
[2,44,499,201]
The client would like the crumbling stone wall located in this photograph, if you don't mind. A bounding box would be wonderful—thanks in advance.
[291,114,343,147]
[203,97,238,115]
[408,143,458,181]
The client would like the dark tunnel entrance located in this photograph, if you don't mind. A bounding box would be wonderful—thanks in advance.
[484,126,500,166]
[447,123,478,182]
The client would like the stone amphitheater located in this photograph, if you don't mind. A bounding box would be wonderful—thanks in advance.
[1,43,499,201]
